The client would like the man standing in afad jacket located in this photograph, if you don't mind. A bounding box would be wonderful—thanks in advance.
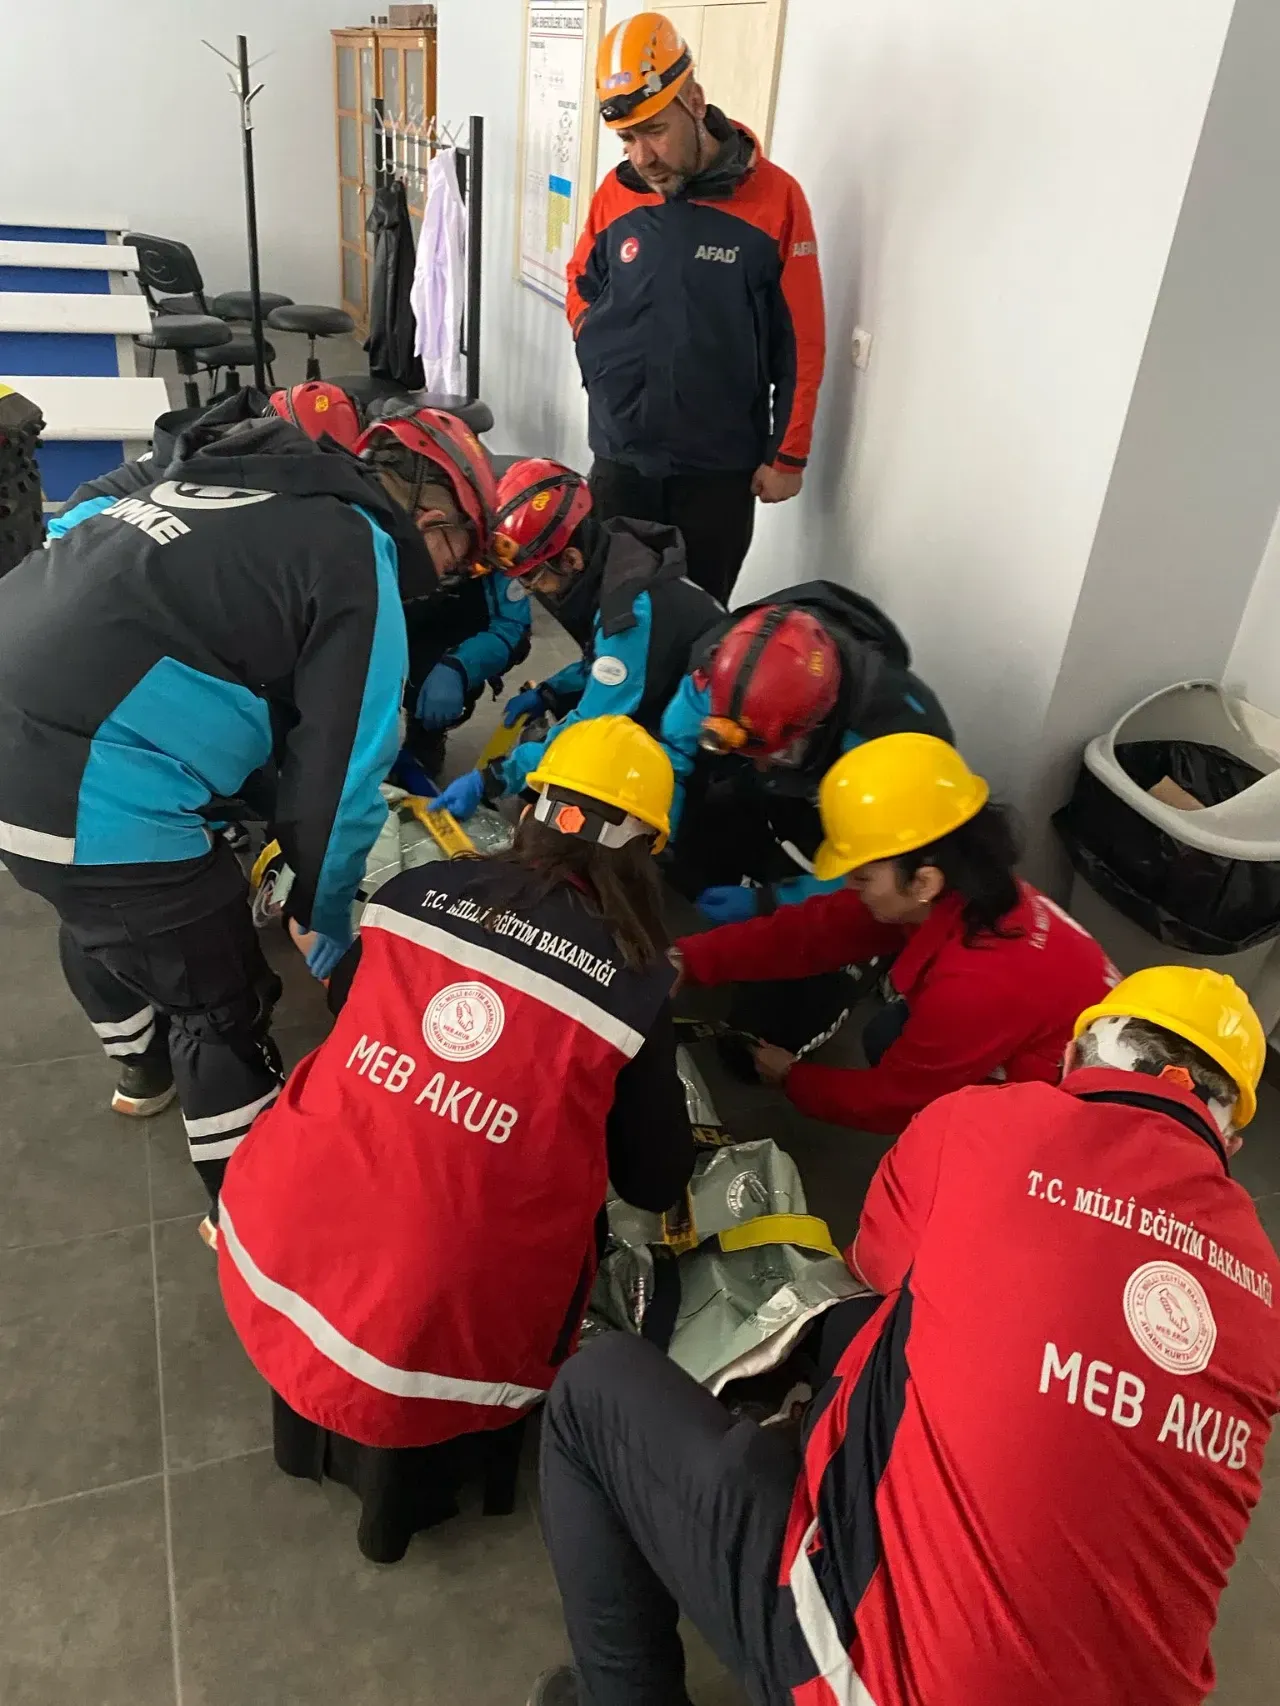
[568,11,825,603]
[529,968,1280,1706]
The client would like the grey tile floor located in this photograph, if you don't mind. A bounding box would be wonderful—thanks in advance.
[5,370,1275,1701]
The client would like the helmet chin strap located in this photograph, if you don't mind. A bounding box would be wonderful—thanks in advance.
[668,87,708,186]
[1085,1016,1235,1136]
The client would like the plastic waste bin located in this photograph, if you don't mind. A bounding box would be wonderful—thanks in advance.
[1054,681,1280,1029]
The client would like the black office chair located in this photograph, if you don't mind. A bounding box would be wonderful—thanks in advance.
[125,232,214,317]
[125,232,230,403]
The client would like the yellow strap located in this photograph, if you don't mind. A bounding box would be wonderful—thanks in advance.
[249,838,283,892]
[403,794,476,857]
[718,1213,842,1261]
[475,712,528,769]
[0,384,14,401]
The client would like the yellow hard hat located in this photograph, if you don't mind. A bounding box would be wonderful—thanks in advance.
[1074,966,1266,1127]
[597,12,694,130]
[812,733,990,881]
[526,715,674,852]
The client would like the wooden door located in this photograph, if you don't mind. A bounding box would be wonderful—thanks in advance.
[334,29,377,331]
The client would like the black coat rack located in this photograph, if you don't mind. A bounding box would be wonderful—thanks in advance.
[373,102,485,402]
[204,34,270,392]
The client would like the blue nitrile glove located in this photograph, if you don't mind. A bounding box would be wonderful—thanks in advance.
[696,885,761,925]
[415,662,467,730]
[503,686,545,728]
[306,930,351,982]
[432,768,486,821]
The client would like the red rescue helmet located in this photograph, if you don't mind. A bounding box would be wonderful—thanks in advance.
[492,458,593,576]
[355,406,498,550]
[266,382,362,452]
[701,606,842,757]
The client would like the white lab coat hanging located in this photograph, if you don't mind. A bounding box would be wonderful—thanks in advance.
[412,149,468,396]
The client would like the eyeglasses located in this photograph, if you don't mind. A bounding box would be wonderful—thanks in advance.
[420,514,489,587]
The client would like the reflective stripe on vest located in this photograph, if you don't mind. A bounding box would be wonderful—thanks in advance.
[0,819,75,863]
[219,1203,548,1411]
[360,902,646,1057]
[788,1516,882,1706]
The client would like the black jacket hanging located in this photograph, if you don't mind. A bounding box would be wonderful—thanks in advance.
[365,183,424,389]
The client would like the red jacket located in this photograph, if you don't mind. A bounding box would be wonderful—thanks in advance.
[782,1069,1280,1705]
[678,882,1118,1132]
[219,860,680,1449]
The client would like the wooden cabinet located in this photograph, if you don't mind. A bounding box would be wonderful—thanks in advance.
[333,24,437,335]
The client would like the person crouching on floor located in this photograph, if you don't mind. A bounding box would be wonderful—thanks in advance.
[217,715,695,1563]
[673,732,1118,1134]
[529,966,1280,1706]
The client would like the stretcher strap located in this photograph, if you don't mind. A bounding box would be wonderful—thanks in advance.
[402,795,476,857]
[249,837,283,892]
[718,1214,841,1260]
[475,711,528,769]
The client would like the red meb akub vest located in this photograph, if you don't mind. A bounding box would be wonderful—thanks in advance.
[219,860,674,1448]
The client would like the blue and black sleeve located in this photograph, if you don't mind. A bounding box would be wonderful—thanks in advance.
[502,596,654,797]
[274,504,409,941]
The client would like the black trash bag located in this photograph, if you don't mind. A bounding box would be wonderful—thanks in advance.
[1053,739,1280,954]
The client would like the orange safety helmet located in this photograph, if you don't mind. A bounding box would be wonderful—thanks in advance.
[355,406,498,552]
[492,458,593,576]
[596,12,694,130]
[266,382,362,452]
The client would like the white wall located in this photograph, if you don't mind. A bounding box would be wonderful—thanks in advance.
[1023,0,1280,884]
[438,0,594,471]
[0,0,356,305]
[739,0,1235,790]
[1227,507,1280,718]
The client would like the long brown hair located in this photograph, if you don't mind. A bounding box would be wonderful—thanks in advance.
[465,813,670,970]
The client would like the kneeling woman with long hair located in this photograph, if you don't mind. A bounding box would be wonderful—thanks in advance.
[218,716,695,1562]
[675,733,1118,1136]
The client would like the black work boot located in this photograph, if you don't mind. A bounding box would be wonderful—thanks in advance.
[111,1055,177,1118]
